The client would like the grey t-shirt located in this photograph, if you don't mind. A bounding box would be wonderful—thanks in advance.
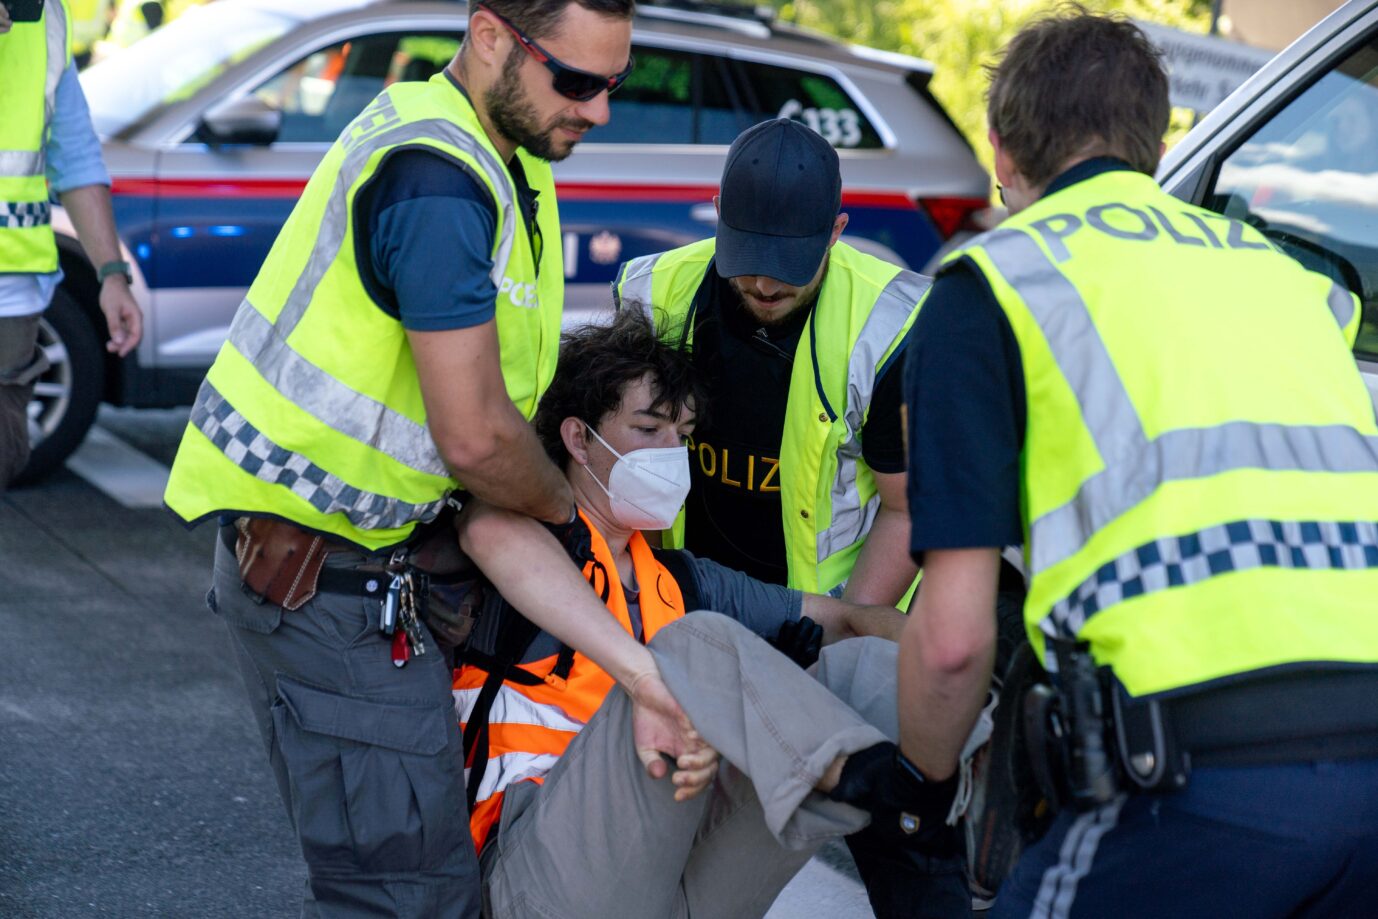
[519,549,801,663]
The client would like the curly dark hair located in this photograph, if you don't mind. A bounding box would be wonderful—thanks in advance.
[986,4,1170,188]
[535,309,705,469]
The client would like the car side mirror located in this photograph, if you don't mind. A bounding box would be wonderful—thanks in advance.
[196,96,282,148]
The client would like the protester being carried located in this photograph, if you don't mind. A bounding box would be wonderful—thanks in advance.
[453,309,944,919]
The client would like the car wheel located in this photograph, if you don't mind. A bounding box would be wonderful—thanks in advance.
[16,286,104,484]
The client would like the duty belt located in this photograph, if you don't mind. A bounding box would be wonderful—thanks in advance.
[1108,662,1378,798]
[217,518,388,603]
[1025,641,1378,810]
[1160,668,1378,767]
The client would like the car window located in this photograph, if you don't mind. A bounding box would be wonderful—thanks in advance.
[237,31,461,145]
[1207,32,1378,357]
[589,45,744,144]
[732,60,884,150]
[81,2,297,136]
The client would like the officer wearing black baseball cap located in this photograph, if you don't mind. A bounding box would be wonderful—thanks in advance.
[614,119,972,917]
[713,117,843,288]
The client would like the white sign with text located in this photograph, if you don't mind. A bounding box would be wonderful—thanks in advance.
[1135,21,1275,113]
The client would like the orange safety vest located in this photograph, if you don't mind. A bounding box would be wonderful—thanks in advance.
[452,513,688,851]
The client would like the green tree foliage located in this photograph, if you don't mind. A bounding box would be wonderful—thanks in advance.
[770,0,1212,179]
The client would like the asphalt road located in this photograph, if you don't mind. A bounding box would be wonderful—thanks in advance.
[0,407,874,918]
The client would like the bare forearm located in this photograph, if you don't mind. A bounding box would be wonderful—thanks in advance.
[802,593,905,644]
[897,616,992,780]
[445,410,572,525]
[842,505,918,607]
[410,323,572,524]
[896,548,999,780]
[459,505,654,686]
[60,183,143,355]
[58,183,122,266]
[847,603,906,643]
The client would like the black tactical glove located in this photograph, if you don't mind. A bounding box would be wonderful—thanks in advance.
[771,615,824,669]
[828,742,961,854]
[542,504,594,566]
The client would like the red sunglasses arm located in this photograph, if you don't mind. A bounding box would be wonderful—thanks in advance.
[478,3,552,63]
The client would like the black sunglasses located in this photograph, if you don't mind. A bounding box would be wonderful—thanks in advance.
[478,3,635,103]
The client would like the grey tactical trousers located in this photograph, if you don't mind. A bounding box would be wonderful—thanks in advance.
[481,611,900,919]
[210,531,482,919]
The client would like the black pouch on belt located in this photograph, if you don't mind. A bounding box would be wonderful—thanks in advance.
[1110,678,1191,793]
[404,503,486,653]
[421,577,486,653]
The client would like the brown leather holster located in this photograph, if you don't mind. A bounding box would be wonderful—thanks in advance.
[234,518,342,610]
[232,509,483,649]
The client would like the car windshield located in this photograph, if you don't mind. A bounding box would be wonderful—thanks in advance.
[81,3,311,136]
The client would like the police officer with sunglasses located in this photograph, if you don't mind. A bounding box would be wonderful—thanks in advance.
[164,3,719,918]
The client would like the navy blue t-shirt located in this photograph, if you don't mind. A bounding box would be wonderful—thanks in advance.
[351,74,539,331]
[904,157,1135,564]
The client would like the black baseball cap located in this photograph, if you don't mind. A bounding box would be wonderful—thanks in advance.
[715,118,842,287]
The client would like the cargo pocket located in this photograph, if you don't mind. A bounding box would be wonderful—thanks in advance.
[273,676,469,877]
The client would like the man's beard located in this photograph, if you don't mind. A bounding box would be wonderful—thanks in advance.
[731,256,828,328]
[485,51,594,162]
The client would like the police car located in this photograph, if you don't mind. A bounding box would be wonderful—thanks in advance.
[1158,0,1378,409]
[26,0,988,479]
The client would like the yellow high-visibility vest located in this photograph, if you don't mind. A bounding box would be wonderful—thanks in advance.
[615,239,925,594]
[0,0,71,273]
[953,168,1378,696]
[165,75,563,550]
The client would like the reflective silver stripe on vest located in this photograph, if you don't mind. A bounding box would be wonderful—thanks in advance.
[817,269,931,561]
[190,381,446,530]
[1036,422,1378,581]
[224,93,520,481]
[0,201,51,228]
[980,228,1378,578]
[228,299,448,477]
[1048,518,1378,639]
[1329,281,1357,331]
[614,253,661,318]
[43,0,67,127]
[0,150,45,179]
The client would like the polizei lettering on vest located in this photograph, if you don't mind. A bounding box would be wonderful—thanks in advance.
[687,435,780,493]
[499,276,540,309]
[1026,204,1268,262]
[343,95,405,154]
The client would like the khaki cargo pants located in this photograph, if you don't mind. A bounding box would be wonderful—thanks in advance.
[482,611,899,919]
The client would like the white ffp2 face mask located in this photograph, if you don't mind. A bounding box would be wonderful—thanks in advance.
[581,423,691,531]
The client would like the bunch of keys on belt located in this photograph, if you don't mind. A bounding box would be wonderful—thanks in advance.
[380,551,427,668]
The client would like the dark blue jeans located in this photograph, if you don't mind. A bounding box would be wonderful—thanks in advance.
[992,759,1378,918]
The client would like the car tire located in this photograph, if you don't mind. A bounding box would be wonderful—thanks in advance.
[15,286,104,485]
